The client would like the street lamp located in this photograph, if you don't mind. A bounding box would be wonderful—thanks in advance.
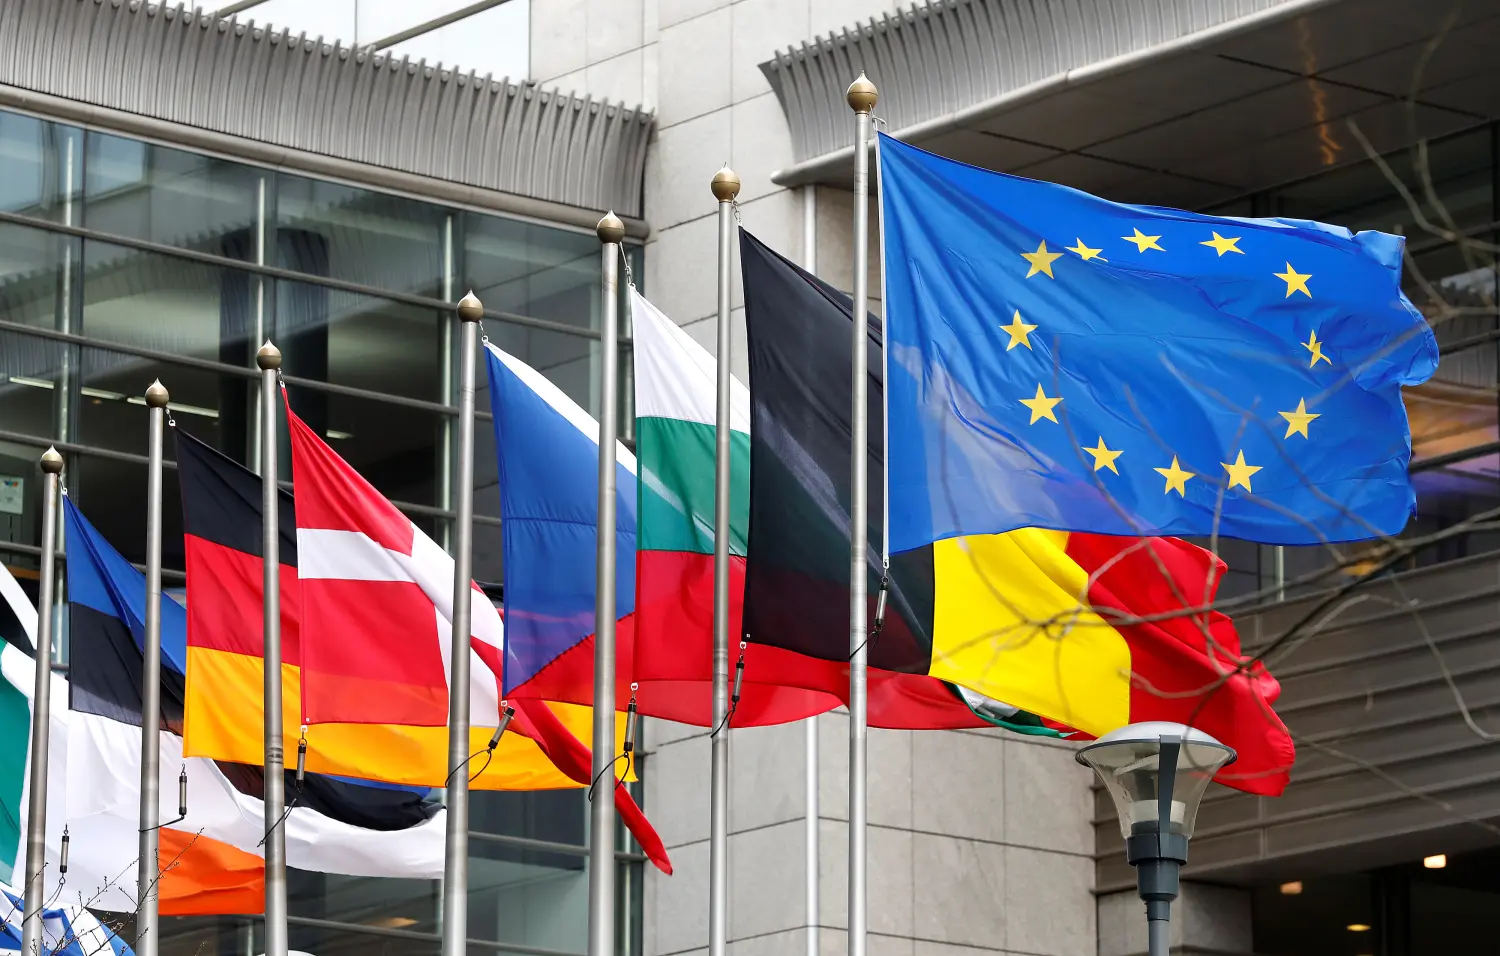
[1076,722,1236,956]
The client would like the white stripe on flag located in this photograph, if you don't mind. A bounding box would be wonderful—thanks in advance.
[630,288,751,432]
[484,340,639,475]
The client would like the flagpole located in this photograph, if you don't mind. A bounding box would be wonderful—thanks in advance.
[802,184,820,956]
[257,341,288,956]
[19,446,62,956]
[441,290,484,956]
[846,72,877,956]
[136,380,170,956]
[708,166,741,956]
[589,212,624,956]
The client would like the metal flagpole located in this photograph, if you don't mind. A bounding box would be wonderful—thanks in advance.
[708,166,741,956]
[441,290,485,956]
[589,212,624,956]
[20,447,62,956]
[257,341,288,956]
[136,380,170,956]
[845,72,877,956]
[802,184,820,956]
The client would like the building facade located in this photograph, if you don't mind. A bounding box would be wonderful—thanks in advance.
[0,1,1498,956]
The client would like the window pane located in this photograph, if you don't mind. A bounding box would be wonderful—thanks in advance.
[79,239,255,361]
[0,113,80,221]
[0,220,78,333]
[465,216,600,334]
[85,131,260,259]
[273,280,443,404]
[284,382,444,509]
[277,174,447,298]
[0,329,65,445]
[76,346,235,458]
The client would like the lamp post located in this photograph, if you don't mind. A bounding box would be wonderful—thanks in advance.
[1076,722,1236,956]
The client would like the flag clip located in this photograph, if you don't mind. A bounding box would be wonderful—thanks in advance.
[295,726,308,788]
[59,825,69,876]
[624,690,639,755]
[487,704,516,751]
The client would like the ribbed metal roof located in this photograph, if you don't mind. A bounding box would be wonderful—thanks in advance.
[759,0,1328,173]
[0,0,654,218]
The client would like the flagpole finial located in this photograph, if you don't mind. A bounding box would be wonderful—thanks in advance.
[847,72,877,114]
[145,379,170,408]
[39,447,63,474]
[597,211,626,245]
[711,166,741,202]
[457,290,484,323]
[256,340,282,371]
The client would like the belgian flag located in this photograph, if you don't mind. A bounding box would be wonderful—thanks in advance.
[739,230,1294,796]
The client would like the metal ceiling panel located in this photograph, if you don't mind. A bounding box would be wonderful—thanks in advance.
[0,0,655,218]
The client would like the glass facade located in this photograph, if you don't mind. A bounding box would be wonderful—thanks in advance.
[0,108,644,956]
[1200,122,1500,601]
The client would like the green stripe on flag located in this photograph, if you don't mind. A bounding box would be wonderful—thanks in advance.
[0,654,29,876]
[637,415,749,556]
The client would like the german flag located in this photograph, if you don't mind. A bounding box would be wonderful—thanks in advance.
[175,430,602,791]
[740,230,1294,796]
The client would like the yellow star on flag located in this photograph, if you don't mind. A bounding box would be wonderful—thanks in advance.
[1066,238,1106,261]
[1302,329,1332,368]
[1275,262,1312,297]
[1001,311,1038,351]
[1278,398,1320,439]
[1122,228,1164,253]
[1201,232,1243,256]
[1154,456,1195,496]
[1021,240,1063,279]
[1222,450,1263,492]
[1084,437,1123,474]
[1020,384,1062,424]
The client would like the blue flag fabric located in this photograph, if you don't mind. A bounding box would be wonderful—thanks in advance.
[484,341,637,696]
[878,133,1438,551]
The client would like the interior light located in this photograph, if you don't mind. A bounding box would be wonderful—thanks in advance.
[364,916,417,929]
[326,429,354,440]
[1279,881,1302,895]
[1346,924,1371,933]
[1423,854,1446,869]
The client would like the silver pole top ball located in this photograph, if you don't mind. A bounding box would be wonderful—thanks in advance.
[456,290,484,323]
[256,340,282,371]
[145,379,170,408]
[597,211,626,245]
[711,166,741,202]
[39,446,63,475]
[847,72,878,114]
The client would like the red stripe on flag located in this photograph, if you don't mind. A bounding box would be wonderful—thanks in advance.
[299,576,450,726]
[285,398,414,555]
[184,534,302,663]
[1067,533,1294,796]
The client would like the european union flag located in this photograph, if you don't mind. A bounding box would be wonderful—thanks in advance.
[878,133,1439,551]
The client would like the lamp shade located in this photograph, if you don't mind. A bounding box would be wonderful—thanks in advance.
[1076,722,1236,841]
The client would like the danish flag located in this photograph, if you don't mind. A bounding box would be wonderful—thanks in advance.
[285,393,671,873]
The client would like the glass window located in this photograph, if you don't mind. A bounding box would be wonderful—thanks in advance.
[283,381,445,509]
[465,216,601,335]
[0,329,66,446]
[84,131,260,259]
[274,279,444,404]
[0,113,80,221]
[0,220,79,333]
[276,174,448,299]
[76,345,234,457]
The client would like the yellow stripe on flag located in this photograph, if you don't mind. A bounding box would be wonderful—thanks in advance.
[927,529,1132,736]
[183,646,632,789]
